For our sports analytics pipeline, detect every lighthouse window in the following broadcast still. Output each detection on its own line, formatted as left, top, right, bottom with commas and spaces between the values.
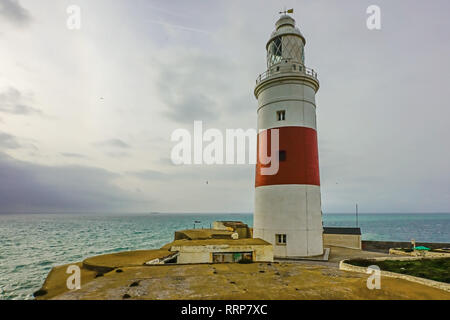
279, 150, 286, 161
268, 36, 283, 66
272, 36, 282, 56
276, 234, 287, 245
277, 110, 286, 121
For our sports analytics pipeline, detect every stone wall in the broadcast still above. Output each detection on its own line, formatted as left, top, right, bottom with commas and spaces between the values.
362, 241, 450, 253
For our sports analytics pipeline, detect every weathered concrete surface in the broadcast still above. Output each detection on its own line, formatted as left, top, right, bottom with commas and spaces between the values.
175, 229, 235, 240
83, 249, 175, 272
36, 249, 175, 299
37, 246, 450, 300
328, 246, 388, 264
36, 262, 98, 300
51, 262, 450, 300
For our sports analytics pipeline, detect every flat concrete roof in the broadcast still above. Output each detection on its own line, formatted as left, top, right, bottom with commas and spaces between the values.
323, 227, 361, 235
215, 221, 248, 226
165, 238, 271, 248
176, 229, 234, 240
48, 262, 450, 300
83, 249, 175, 272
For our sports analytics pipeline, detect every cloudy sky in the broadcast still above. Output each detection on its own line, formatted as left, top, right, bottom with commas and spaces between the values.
0, 0, 449, 214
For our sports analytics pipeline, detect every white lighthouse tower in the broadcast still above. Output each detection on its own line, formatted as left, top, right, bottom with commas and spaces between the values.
253, 13, 324, 257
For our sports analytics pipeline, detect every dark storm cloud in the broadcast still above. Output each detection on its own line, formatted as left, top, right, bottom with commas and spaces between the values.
0, 0, 31, 27
0, 152, 146, 213
0, 87, 41, 115
0, 131, 20, 149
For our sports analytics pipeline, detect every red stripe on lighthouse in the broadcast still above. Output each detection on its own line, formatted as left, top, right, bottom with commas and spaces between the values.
255, 126, 320, 187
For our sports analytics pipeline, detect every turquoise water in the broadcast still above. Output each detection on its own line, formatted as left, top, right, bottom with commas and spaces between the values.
0, 213, 449, 300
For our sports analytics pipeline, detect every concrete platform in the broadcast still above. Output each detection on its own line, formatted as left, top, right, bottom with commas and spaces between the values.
276, 248, 330, 262
82, 249, 175, 273
50, 262, 449, 300
36, 246, 450, 300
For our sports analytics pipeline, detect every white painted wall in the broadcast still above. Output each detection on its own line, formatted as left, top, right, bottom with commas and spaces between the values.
257, 82, 316, 112
171, 243, 274, 264
254, 185, 324, 257
258, 100, 317, 131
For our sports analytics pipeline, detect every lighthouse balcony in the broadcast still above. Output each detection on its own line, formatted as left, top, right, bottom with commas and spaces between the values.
256, 61, 318, 85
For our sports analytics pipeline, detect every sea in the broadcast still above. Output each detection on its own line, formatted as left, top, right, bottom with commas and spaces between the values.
0, 213, 449, 300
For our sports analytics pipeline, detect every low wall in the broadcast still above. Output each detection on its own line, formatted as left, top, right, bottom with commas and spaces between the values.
323, 234, 361, 250
339, 257, 450, 292
389, 248, 450, 258
362, 241, 450, 253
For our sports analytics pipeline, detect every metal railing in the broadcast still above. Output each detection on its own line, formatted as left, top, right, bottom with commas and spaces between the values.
256, 65, 318, 84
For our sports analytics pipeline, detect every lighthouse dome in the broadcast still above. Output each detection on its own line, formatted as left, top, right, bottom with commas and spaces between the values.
275, 14, 296, 29
266, 14, 306, 68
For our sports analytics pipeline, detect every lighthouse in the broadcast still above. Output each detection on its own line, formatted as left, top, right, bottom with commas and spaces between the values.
253, 13, 323, 257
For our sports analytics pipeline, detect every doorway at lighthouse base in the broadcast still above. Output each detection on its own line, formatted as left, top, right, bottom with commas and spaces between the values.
253, 184, 324, 257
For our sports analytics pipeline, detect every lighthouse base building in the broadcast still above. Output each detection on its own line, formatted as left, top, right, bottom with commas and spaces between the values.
253, 14, 324, 258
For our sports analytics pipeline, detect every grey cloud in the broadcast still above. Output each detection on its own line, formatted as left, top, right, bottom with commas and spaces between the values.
157, 54, 237, 124
105, 151, 130, 158
131, 164, 253, 182
60, 152, 88, 159
177, 165, 254, 182
0, 0, 31, 27
94, 139, 131, 149
128, 170, 170, 180
0, 131, 20, 149
93, 139, 131, 158
0, 152, 149, 213
0, 87, 41, 115
163, 94, 215, 123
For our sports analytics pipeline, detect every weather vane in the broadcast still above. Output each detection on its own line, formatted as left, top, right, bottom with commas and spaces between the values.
279, 8, 294, 15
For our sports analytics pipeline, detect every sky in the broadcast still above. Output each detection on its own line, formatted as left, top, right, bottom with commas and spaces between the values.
0, 0, 449, 214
